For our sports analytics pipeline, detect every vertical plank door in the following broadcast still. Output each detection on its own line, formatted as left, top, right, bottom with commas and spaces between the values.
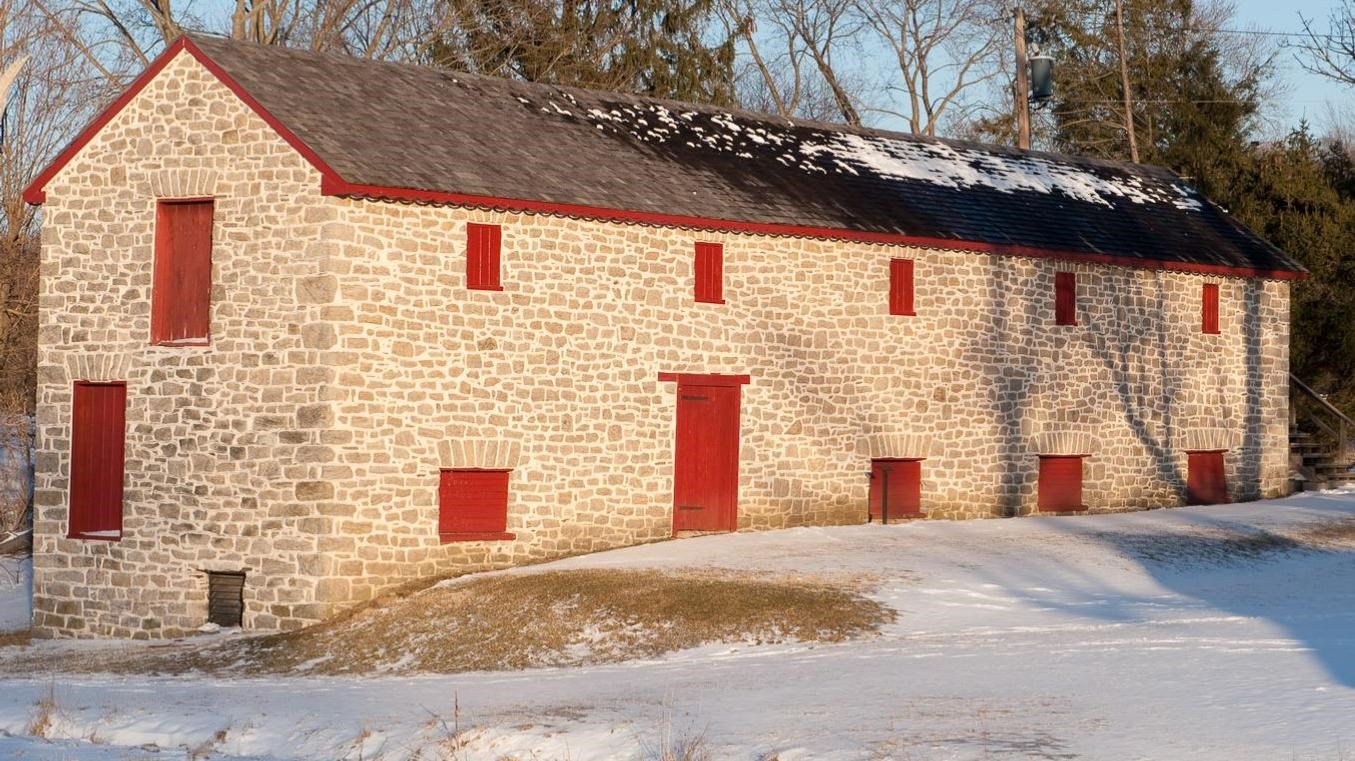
672, 383, 742, 532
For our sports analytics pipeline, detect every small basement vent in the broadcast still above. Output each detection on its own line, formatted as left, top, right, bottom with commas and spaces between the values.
206, 571, 245, 628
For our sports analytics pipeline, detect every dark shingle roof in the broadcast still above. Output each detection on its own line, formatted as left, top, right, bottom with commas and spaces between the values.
191, 36, 1301, 276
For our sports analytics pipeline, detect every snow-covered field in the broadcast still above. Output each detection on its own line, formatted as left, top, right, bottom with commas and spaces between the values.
2, 491, 1355, 760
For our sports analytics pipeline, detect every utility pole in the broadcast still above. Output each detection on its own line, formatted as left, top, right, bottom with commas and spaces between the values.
1013, 7, 1031, 150
1114, 0, 1139, 162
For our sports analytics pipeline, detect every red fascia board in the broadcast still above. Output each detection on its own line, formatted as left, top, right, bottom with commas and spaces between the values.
323, 178, 1308, 282
23, 36, 346, 206
658, 373, 752, 386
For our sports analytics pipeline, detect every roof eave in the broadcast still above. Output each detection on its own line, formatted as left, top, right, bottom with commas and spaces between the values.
323, 177, 1309, 281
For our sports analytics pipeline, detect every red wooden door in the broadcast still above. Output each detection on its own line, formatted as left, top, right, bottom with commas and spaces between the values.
1187, 451, 1228, 505
869, 459, 923, 520
1038, 455, 1085, 512
69, 381, 127, 538
672, 383, 741, 532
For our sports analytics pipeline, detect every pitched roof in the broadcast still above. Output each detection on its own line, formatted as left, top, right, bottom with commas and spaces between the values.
29, 35, 1305, 279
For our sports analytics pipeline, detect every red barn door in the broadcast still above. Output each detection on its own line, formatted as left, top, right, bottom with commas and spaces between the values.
670, 379, 743, 533
869, 459, 923, 520
1038, 455, 1086, 512
1186, 451, 1228, 505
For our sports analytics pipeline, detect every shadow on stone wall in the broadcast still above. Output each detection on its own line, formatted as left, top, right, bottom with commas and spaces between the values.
1084, 273, 1187, 501
1238, 279, 1265, 500
981, 259, 1039, 517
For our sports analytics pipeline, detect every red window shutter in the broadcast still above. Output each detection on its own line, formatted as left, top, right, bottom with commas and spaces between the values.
1038, 455, 1085, 512
889, 259, 915, 316
151, 199, 213, 345
694, 242, 724, 303
1187, 451, 1228, 504
869, 459, 923, 519
68, 382, 127, 539
1054, 272, 1077, 325
1202, 283, 1220, 334
466, 223, 503, 291
439, 469, 513, 540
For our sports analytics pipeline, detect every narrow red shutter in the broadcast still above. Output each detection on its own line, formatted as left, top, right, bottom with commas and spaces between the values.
1038, 456, 1085, 512
69, 382, 127, 539
1202, 283, 1220, 334
466, 223, 503, 290
1187, 451, 1228, 504
151, 199, 213, 344
889, 259, 915, 316
869, 459, 923, 519
1054, 272, 1077, 325
694, 242, 724, 303
439, 469, 512, 539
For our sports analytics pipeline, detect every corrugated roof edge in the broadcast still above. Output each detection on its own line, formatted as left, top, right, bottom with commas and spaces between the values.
25, 34, 1308, 281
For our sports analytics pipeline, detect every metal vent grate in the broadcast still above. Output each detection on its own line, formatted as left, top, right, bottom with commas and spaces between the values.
206, 571, 245, 628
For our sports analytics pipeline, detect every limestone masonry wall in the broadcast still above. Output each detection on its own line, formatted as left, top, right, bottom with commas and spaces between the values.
31, 51, 1291, 638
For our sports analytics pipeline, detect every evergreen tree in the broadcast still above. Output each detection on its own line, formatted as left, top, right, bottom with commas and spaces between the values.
1225, 126, 1355, 410
431, 0, 737, 105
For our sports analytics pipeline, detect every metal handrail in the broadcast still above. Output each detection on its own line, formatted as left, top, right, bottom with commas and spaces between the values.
1291, 373, 1354, 464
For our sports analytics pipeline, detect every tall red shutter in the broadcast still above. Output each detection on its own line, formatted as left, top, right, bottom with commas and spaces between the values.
889, 259, 915, 316
1054, 271, 1077, 325
1202, 283, 1220, 334
151, 199, 214, 345
439, 469, 513, 540
466, 223, 503, 290
1187, 451, 1228, 504
869, 459, 923, 519
694, 242, 724, 303
1038, 455, 1085, 512
68, 382, 127, 539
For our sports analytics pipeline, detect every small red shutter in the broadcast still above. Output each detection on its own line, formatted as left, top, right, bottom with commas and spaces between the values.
151, 199, 213, 345
869, 459, 923, 519
439, 469, 512, 540
466, 223, 503, 290
68, 382, 127, 539
889, 259, 915, 316
694, 242, 724, 303
1038, 455, 1085, 512
1187, 451, 1228, 504
1054, 272, 1077, 326
1202, 283, 1220, 334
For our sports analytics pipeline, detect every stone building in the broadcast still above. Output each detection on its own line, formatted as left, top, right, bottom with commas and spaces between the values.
23, 36, 1305, 638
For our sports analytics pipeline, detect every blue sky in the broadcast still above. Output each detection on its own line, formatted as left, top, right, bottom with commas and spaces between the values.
1233, 0, 1351, 135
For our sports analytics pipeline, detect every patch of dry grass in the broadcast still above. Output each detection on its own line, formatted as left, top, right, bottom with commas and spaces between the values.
177, 568, 892, 676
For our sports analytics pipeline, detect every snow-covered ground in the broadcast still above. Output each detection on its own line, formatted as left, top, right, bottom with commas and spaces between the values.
0, 553, 30, 633
2, 491, 1355, 760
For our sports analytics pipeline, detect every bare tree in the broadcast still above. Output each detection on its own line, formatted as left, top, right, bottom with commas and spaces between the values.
1298, 0, 1355, 87
1, 0, 122, 533
752, 0, 862, 125
722, 0, 853, 120
857, 0, 1002, 135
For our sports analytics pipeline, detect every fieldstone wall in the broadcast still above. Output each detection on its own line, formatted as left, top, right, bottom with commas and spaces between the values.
31, 52, 335, 638
31, 50, 1291, 638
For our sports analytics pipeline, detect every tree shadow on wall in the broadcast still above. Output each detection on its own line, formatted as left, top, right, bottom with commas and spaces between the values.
1083, 272, 1187, 500
980, 258, 1041, 517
